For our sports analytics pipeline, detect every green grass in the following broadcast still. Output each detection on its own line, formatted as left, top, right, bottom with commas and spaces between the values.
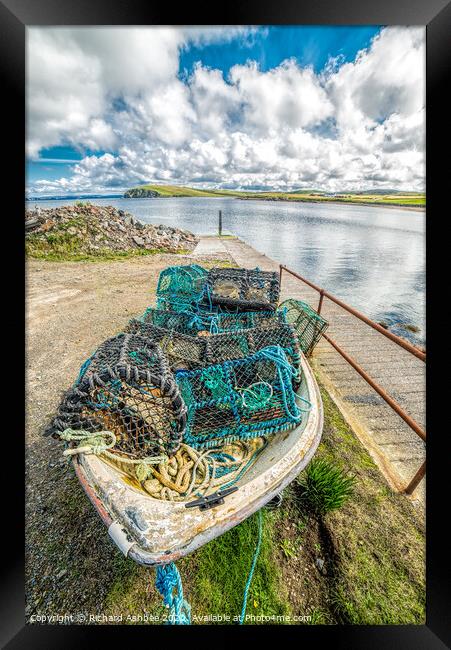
297, 457, 355, 515
185, 509, 291, 624
125, 183, 426, 207
26, 231, 190, 262
306, 383, 425, 624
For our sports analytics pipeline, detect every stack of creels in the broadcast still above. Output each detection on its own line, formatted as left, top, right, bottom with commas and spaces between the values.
278, 299, 329, 357
175, 345, 304, 449
45, 333, 187, 461
205, 267, 280, 311
126, 318, 302, 386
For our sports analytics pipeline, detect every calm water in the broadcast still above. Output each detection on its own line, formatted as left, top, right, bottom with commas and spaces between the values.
27, 197, 426, 343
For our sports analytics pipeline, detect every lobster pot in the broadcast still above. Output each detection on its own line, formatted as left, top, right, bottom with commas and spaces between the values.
278, 299, 328, 356
138, 305, 286, 336
175, 345, 302, 449
205, 323, 301, 387
156, 264, 208, 312
126, 320, 208, 370
127, 319, 301, 386
209, 309, 286, 333
205, 267, 280, 311
140, 306, 200, 335
47, 333, 187, 460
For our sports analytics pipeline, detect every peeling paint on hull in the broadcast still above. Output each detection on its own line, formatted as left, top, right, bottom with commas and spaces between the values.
74, 353, 323, 566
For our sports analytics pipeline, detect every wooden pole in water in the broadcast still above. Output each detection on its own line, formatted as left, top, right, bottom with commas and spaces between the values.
218, 210, 222, 237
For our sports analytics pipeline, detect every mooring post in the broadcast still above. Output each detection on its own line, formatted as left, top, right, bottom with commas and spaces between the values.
218, 210, 222, 237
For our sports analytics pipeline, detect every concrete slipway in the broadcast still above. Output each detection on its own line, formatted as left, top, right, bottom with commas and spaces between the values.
191, 235, 426, 509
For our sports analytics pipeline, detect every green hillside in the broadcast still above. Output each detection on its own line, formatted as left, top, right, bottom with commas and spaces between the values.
124, 184, 425, 207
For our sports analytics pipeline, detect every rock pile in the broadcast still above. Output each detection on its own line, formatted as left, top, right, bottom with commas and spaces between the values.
25, 204, 198, 255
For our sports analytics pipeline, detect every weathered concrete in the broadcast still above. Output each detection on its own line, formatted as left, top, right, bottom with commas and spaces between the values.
194, 236, 425, 509
191, 235, 229, 257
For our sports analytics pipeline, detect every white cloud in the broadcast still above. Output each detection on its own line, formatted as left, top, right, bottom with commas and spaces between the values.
26, 26, 425, 194
229, 59, 333, 133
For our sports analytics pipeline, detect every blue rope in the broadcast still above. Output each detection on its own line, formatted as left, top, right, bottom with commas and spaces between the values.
258, 346, 301, 422
155, 562, 191, 625
76, 354, 93, 384
239, 509, 263, 625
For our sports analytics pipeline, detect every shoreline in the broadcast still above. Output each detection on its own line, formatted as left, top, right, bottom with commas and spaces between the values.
235, 197, 425, 212
27, 195, 426, 213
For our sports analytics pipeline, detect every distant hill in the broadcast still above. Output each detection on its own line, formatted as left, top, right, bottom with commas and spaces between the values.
124, 184, 425, 208
124, 184, 242, 198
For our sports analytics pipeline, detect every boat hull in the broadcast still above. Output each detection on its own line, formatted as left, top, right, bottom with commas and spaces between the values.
73, 352, 323, 566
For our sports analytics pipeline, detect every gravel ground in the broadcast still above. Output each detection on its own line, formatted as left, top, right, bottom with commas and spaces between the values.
25, 252, 233, 622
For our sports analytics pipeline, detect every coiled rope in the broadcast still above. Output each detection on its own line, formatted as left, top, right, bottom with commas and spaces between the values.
58, 429, 168, 476
57, 429, 264, 501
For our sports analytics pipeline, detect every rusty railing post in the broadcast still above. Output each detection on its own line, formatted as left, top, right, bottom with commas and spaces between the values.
403, 461, 426, 495
317, 289, 325, 315
279, 264, 284, 289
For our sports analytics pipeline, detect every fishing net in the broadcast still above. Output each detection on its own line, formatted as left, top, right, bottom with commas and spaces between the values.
176, 345, 306, 449
156, 264, 208, 312
205, 267, 280, 311
126, 319, 302, 385
278, 298, 328, 356
46, 333, 187, 464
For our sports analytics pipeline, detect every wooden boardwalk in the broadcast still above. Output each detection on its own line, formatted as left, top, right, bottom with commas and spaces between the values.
192, 236, 426, 508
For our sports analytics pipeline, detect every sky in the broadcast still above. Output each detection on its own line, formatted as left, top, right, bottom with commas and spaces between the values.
26, 26, 425, 197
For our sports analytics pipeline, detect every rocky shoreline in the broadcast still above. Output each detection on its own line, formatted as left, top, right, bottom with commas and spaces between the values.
25, 204, 198, 257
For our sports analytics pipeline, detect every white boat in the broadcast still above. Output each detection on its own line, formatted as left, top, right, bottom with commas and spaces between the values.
72, 351, 323, 565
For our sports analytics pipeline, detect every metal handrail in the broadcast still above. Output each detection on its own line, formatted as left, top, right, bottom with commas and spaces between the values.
279, 264, 426, 362
279, 264, 426, 495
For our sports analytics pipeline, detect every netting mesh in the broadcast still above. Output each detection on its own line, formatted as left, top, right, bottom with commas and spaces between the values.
126, 319, 301, 385
156, 264, 208, 312
205, 267, 280, 311
139, 306, 286, 336
48, 333, 187, 459
140, 306, 198, 334
278, 299, 328, 356
46, 263, 318, 500
126, 320, 208, 370
176, 345, 302, 449
208, 310, 286, 333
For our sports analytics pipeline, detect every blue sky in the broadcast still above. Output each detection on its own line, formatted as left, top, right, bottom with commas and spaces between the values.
26, 26, 425, 195
179, 26, 382, 77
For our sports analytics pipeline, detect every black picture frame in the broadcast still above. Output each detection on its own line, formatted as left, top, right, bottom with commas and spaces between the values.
2, 0, 450, 646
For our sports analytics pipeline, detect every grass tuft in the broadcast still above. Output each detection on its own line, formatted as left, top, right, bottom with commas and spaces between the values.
296, 457, 355, 515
